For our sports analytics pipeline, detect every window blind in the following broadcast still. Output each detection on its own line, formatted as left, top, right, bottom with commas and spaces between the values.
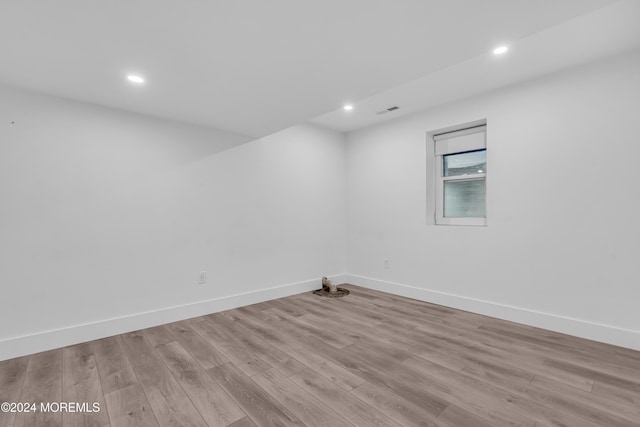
434, 125, 486, 156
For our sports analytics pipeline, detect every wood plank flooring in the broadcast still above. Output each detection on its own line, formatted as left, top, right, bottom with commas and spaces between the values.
1, 284, 638, 427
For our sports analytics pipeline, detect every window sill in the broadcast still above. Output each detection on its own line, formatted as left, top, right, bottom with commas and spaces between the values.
435, 217, 487, 226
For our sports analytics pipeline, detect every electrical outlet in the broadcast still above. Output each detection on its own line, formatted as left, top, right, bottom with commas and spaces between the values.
198, 271, 207, 284
384, 259, 390, 269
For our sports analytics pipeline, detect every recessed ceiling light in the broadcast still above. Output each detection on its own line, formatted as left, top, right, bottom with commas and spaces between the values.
493, 46, 508, 55
127, 75, 145, 83
343, 104, 354, 111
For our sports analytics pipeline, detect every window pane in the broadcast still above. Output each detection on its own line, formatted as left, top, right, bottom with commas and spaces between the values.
443, 150, 486, 177
444, 179, 486, 217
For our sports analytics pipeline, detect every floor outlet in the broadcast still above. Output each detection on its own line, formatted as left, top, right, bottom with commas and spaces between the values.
199, 271, 207, 284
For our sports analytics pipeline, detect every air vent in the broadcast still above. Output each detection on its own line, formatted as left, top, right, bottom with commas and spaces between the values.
376, 105, 400, 115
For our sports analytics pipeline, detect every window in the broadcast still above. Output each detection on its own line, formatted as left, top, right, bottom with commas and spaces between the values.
433, 124, 487, 226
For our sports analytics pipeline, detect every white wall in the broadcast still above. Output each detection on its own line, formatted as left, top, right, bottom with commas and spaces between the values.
0, 85, 346, 360
345, 49, 640, 350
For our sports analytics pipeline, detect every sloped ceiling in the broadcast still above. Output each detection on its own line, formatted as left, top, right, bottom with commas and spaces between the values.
0, 0, 635, 138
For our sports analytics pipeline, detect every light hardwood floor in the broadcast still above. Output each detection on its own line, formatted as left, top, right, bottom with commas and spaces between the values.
1, 284, 639, 426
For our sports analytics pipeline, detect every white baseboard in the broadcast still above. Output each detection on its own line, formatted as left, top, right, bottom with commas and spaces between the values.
346, 274, 640, 351
0, 274, 346, 361
4, 272, 636, 361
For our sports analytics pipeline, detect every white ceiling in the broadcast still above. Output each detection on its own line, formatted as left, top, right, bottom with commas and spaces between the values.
0, 0, 636, 139
312, 0, 640, 132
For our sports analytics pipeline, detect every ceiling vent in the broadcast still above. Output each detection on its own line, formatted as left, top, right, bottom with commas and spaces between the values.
376, 105, 400, 115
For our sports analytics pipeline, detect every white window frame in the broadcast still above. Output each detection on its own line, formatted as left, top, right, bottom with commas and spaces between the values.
432, 123, 487, 226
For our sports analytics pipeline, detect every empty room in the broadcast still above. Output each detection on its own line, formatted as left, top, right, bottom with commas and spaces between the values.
1, 1, 639, 426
